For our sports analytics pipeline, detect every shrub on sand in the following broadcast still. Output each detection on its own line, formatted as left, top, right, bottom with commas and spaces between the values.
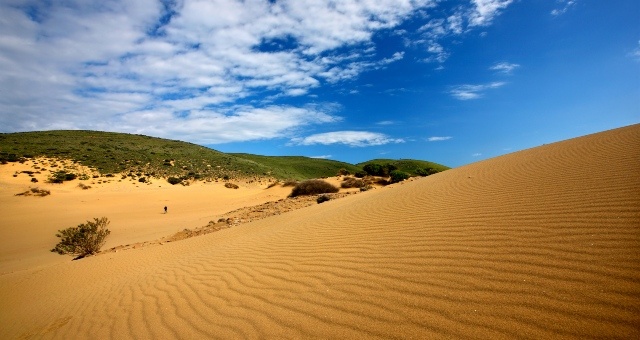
389, 170, 410, 183
224, 182, 239, 189
317, 195, 331, 204
51, 217, 111, 258
341, 177, 365, 188
167, 177, 182, 185
289, 179, 339, 197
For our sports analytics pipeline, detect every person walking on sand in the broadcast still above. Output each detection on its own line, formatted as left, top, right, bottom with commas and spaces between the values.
164, 206, 168, 214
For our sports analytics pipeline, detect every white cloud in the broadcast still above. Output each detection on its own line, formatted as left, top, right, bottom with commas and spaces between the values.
490, 62, 520, 74
450, 82, 506, 100
428, 136, 452, 141
472, 153, 482, 157
310, 155, 332, 159
551, 0, 578, 16
292, 131, 404, 147
0, 0, 516, 145
469, 0, 513, 27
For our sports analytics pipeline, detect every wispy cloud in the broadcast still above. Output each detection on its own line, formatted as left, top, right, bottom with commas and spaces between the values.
551, 0, 578, 16
472, 153, 482, 157
292, 131, 404, 147
376, 120, 396, 126
416, 0, 514, 64
428, 136, 452, 142
310, 155, 332, 159
450, 82, 506, 100
490, 62, 520, 74
630, 40, 640, 62
469, 0, 514, 27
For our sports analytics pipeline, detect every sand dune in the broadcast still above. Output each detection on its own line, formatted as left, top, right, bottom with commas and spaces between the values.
1, 124, 639, 339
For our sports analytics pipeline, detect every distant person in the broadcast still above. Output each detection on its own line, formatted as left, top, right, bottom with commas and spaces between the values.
164, 206, 167, 214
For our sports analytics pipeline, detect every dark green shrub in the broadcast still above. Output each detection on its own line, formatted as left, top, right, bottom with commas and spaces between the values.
49, 171, 76, 183
354, 171, 367, 178
167, 177, 181, 185
363, 163, 398, 177
389, 170, 410, 183
51, 217, 111, 258
416, 167, 439, 176
363, 163, 383, 176
289, 179, 339, 197
138, 177, 146, 183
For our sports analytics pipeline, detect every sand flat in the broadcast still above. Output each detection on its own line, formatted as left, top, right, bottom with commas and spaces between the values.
1, 124, 639, 339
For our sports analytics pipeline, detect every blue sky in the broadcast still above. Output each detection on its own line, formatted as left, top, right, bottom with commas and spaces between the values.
1, 0, 638, 167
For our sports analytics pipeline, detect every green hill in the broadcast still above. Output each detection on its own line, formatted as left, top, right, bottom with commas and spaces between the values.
357, 159, 450, 176
0, 130, 448, 181
230, 154, 361, 180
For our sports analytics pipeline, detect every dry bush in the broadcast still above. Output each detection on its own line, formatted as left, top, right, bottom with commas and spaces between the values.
78, 183, 92, 190
15, 187, 51, 197
51, 217, 111, 258
281, 180, 299, 187
289, 179, 339, 197
225, 182, 239, 189
266, 181, 280, 189
341, 177, 365, 188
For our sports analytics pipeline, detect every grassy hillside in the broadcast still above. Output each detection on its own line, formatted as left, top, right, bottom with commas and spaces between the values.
0, 130, 448, 181
0, 130, 269, 180
357, 159, 450, 176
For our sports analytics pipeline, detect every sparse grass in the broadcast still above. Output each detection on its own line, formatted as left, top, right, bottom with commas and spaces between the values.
78, 183, 92, 190
281, 179, 299, 187
341, 177, 366, 188
15, 187, 51, 197
289, 179, 339, 197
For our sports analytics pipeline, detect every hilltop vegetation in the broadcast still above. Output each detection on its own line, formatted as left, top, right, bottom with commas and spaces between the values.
0, 130, 449, 181
357, 159, 449, 176
230, 154, 361, 180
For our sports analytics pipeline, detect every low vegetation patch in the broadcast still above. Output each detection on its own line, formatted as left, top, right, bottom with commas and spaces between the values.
48, 170, 77, 183
281, 179, 299, 187
317, 195, 331, 204
341, 177, 366, 188
15, 187, 51, 197
78, 183, 92, 190
224, 182, 239, 189
389, 170, 410, 183
289, 179, 339, 197
51, 217, 111, 258
167, 177, 182, 185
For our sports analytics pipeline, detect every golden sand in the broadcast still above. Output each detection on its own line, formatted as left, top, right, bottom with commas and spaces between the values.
1, 124, 639, 338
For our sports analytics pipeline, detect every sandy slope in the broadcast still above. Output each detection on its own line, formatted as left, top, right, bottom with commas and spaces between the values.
0, 161, 297, 274
1, 124, 639, 339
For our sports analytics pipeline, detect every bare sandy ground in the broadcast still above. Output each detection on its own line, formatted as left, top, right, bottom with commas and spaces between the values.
1, 124, 639, 339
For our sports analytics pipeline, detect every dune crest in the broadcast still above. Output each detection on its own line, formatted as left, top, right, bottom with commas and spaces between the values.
1, 124, 639, 338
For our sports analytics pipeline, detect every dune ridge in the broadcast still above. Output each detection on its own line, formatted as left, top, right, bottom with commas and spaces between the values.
1, 124, 639, 339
